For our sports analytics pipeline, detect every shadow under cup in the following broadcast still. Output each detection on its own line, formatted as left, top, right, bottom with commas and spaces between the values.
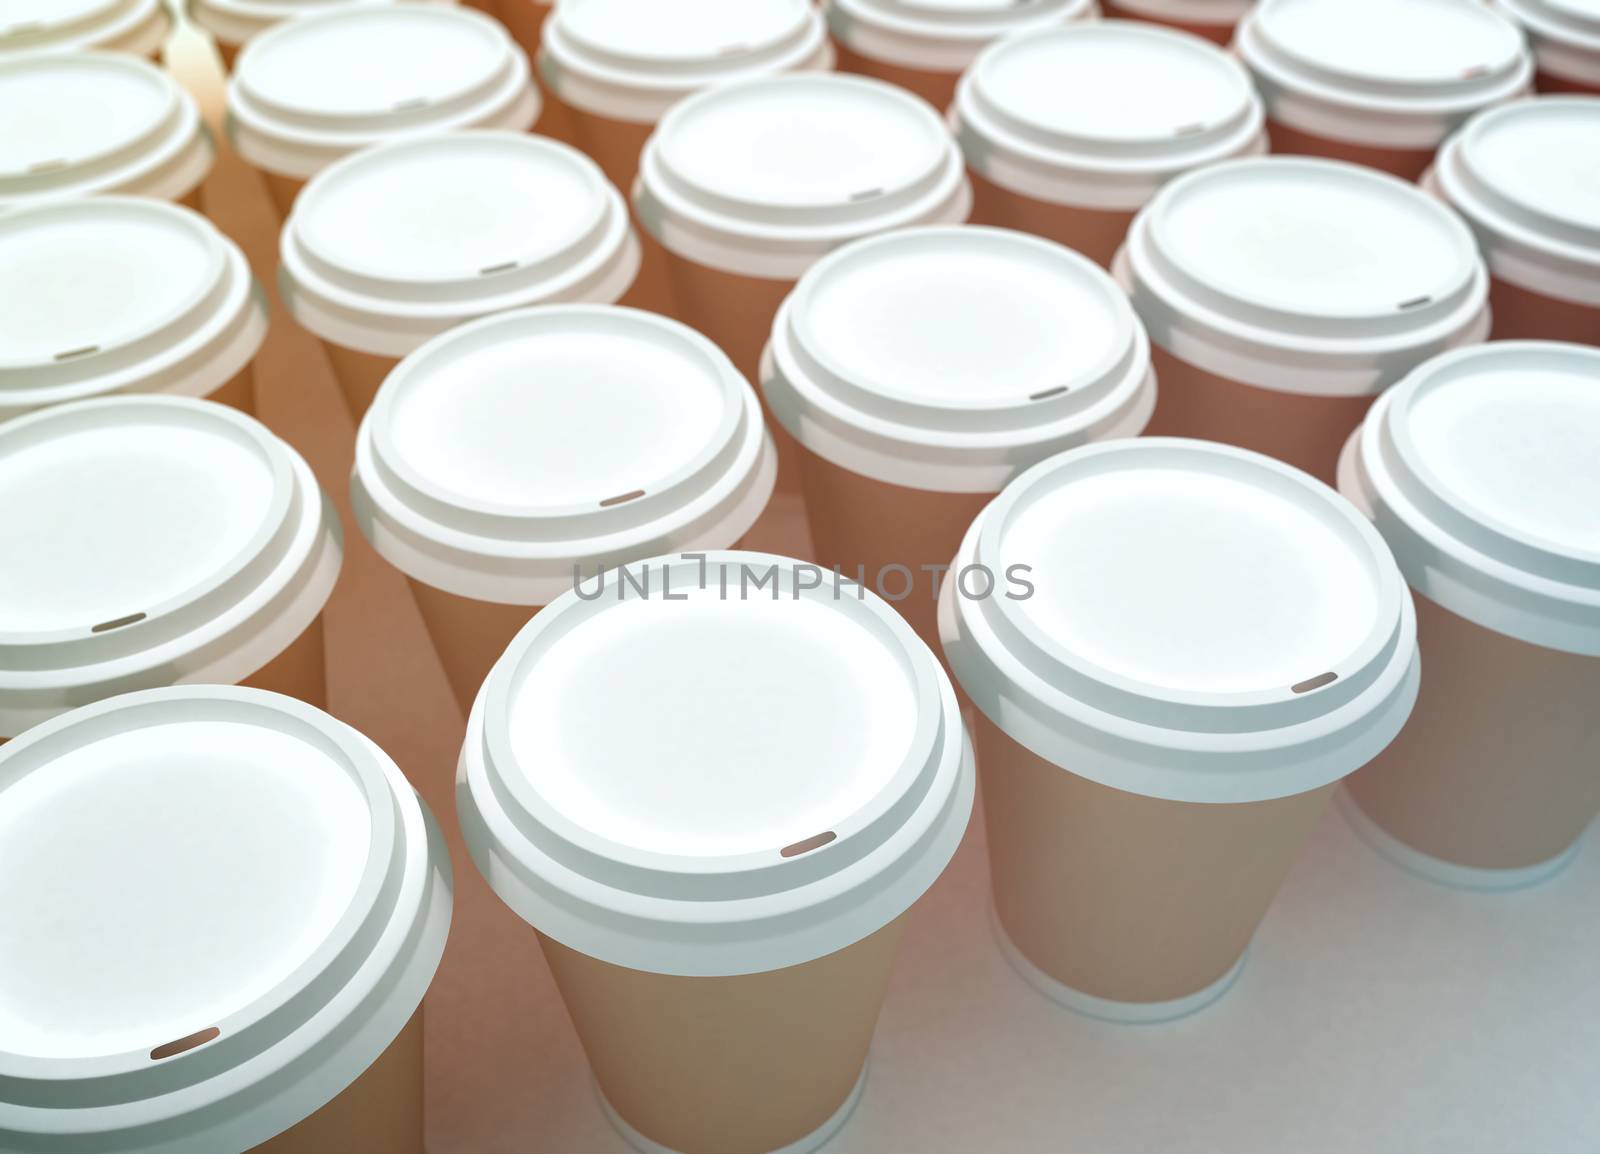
456, 552, 975, 1154
941, 439, 1420, 1021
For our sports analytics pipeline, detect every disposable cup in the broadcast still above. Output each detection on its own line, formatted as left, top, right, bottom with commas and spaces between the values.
192, 0, 459, 70
1495, 0, 1600, 93
0, 685, 451, 1153
0, 53, 212, 214
1425, 97, 1600, 343
351, 306, 777, 714
636, 72, 971, 504
824, 0, 1094, 111
1099, 0, 1249, 43
280, 131, 642, 419
761, 225, 1155, 653
458, 550, 974, 1154
0, 0, 171, 59
0, 395, 343, 739
0, 198, 267, 422
1114, 156, 1490, 485
953, 21, 1266, 267
226, 3, 538, 216
941, 438, 1419, 1020
1237, 0, 1533, 180
1338, 341, 1600, 889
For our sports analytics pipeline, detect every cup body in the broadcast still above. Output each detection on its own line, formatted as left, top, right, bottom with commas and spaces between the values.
541, 918, 905, 1154
238, 614, 328, 712
1344, 594, 1600, 887
830, 38, 962, 110
406, 579, 539, 716
967, 169, 1136, 269
1488, 274, 1600, 342
978, 713, 1336, 1013
322, 344, 400, 422
263, 170, 304, 219
1263, 118, 1441, 182
1100, 1, 1238, 43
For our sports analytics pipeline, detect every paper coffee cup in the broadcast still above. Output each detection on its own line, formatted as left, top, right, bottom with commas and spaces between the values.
226, 3, 539, 216
280, 130, 641, 418
942, 438, 1419, 1021
1114, 156, 1490, 485
761, 225, 1155, 654
351, 306, 777, 714
0, 685, 451, 1153
1237, 0, 1533, 180
192, 0, 461, 69
636, 72, 971, 504
541, 0, 833, 194
0, 198, 267, 422
0, 0, 171, 59
1098, 0, 1250, 44
953, 21, 1266, 268
458, 550, 974, 1154
0, 53, 212, 213
1495, 0, 1600, 93
1425, 97, 1600, 344
1337, 341, 1600, 890
824, 0, 1094, 111
0, 395, 342, 739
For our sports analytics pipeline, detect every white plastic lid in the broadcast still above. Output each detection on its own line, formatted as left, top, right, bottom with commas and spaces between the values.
0, 53, 211, 212
941, 438, 1419, 804
226, 4, 539, 181
280, 131, 639, 358
825, 0, 1094, 73
1115, 157, 1490, 397
0, 0, 170, 57
762, 226, 1155, 492
953, 21, 1267, 211
636, 73, 972, 279
192, 0, 453, 51
0, 686, 451, 1153
457, 550, 974, 975
352, 306, 776, 605
1431, 97, 1600, 308
0, 198, 267, 423
1238, 0, 1533, 149
540, 0, 833, 124
1497, 0, 1600, 86
1340, 341, 1600, 656
0, 397, 342, 737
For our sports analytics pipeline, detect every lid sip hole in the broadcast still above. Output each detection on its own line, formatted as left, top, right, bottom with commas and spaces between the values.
599, 489, 645, 508
780, 831, 837, 858
1028, 386, 1069, 402
1173, 122, 1208, 137
28, 158, 69, 174
1397, 296, 1433, 311
392, 97, 430, 112
53, 345, 100, 362
478, 260, 518, 276
1291, 671, 1339, 695
150, 1026, 220, 1061
90, 612, 146, 634
848, 188, 885, 203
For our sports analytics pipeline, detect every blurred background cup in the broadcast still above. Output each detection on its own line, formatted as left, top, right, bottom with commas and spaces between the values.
190, 0, 458, 70
279, 131, 640, 419
635, 72, 971, 511
0, 53, 212, 214
1338, 341, 1600, 890
952, 21, 1266, 268
1098, 0, 1250, 44
1115, 156, 1491, 486
1495, 0, 1600, 94
541, 0, 834, 195
1425, 97, 1600, 344
942, 438, 1419, 1022
1237, 0, 1533, 180
0, 686, 451, 1153
225, 3, 538, 217
0, 396, 341, 741
761, 225, 1155, 653
0, 0, 170, 60
0, 198, 266, 421
457, 550, 974, 1154
350, 306, 777, 715
824, 0, 1094, 112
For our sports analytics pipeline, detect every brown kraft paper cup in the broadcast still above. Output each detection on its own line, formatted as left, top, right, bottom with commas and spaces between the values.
1264, 118, 1440, 183
831, 39, 963, 111
238, 614, 329, 712
967, 167, 1135, 270
978, 715, 1336, 1006
406, 580, 542, 717
1488, 274, 1600, 343
1100, 2, 1237, 44
1344, 593, 1600, 878
539, 917, 906, 1154
940, 439, 1420, 1021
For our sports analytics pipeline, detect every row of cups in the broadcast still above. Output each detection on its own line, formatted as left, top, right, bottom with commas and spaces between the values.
2, 321, 1597, 1152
